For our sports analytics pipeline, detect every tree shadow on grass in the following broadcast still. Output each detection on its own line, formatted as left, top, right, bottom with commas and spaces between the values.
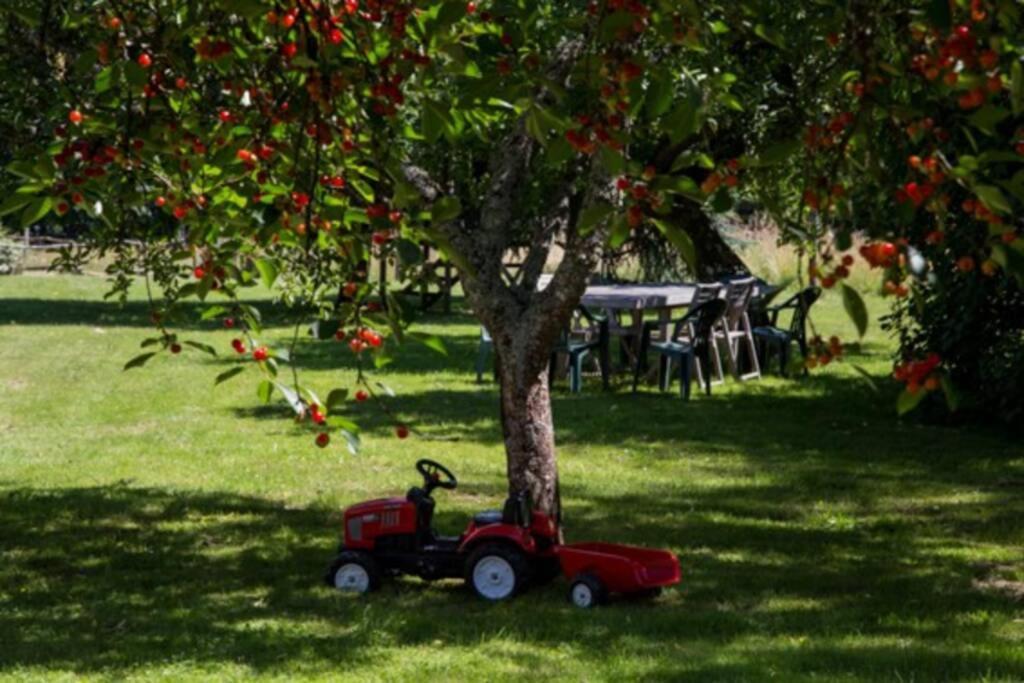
2, 482, 1021, 680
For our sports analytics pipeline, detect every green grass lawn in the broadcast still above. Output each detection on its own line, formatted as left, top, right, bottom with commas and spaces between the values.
1, 274, 1022, 682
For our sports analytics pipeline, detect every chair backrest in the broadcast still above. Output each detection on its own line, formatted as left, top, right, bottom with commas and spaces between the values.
722, 277, 756, 327
788, 286, 822, 338
673, 299, 727, 346
689, 283, 724, 311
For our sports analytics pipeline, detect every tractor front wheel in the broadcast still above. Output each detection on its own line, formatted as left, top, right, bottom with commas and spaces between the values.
327, 551, 380, 594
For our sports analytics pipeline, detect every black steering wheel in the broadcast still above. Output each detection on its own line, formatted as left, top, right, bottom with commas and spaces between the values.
416, 459, 457, 495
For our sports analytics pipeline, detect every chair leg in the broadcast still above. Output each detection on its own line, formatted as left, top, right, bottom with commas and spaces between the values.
711, 337, 726, 384
570, 350, 587, 393
599, 339, 610, 391
780, 342, 791, 377
680, 352, 692, 401
475, 340, 491, 383
699, 347, 713, 395
659, 355, 671, 392
631, 346, 644, 393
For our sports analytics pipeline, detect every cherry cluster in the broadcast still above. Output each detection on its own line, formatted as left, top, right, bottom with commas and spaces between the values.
804, 335, 844, 369
893, 353, 943, 395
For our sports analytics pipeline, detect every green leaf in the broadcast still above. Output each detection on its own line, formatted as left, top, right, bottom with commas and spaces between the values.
124, 352, 157, 371
841, 284, 869, 338
254, 258, 279, 288
184, 341, 217, 357
664, 101, 700, 145
851, 365, 881, 393
754, 23, 785, 48
1011, 61, 1023, 117
897, 388, 926, 416
431, 196, 461, 224
577, 202, 615, 234
340, 429, 361, 455
975, 185, 1012, 214
409, 332, 447, 356
200, 305, 228, 321
757, 140, 801, 166
20, 197, 52, 228
327, 415, 360, 433
967, 105, 1009, 136
257, 380, 274, 404
0, 192, 36, 217
991, 243, 1024, 286
215, 366, 246, 385
645, 69, 674, 120
325, 388, 349, 411
608, 213, 630, 249
422, 101, 446, 143
651, 218, 697, 272
274, 382, 303, 413
940, 375, 960, 412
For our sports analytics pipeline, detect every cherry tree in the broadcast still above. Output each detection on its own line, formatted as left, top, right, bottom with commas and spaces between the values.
2, 0, 1022, 520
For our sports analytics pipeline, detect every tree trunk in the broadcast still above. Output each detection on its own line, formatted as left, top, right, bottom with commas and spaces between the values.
674, 202, 751, 279
498, 359, 561, 524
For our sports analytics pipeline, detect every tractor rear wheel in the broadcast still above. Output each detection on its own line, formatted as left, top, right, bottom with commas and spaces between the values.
465, 543, 529, 601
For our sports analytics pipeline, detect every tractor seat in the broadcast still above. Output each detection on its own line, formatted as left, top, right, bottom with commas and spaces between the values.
473, 510, 503, 526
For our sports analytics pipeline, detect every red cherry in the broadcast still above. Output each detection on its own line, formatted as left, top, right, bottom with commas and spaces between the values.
349, 338, 366, 354
467, 2, 477, 13
316, 432, 330, 448
281, 13, 296, 28
68, 109, 83, 125
253, 347, 269, 362
193, 266, 206, 279
281, 42, 298, 58
231, 338, 245, 354
108, 16, 122, 30
329, 28, 343, 44
224, 318, 235, 329
218, 110, 232, 123
334, 329, 347, 341
137, 53, 152, 68
395, 425, 410, 439
355, 390, 369, 402
310, 405, 326, 425
170, 343, 182, 354
175, 77, 188, 90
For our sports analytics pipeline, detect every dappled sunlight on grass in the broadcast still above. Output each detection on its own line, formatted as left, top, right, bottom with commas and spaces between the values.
1, 275, 1022, 680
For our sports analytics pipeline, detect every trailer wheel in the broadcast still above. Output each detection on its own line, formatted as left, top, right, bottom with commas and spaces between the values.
326, 551, 380, 594
568, 573, 607, 608
466, 543, 529, 601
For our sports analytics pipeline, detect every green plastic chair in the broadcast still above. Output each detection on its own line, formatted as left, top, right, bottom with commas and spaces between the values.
550, 306, 610, 393
752, 287, 822, 376
632, 299, 728, 400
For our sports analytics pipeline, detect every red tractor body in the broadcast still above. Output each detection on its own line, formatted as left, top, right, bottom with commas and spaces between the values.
326, 459, 678, 607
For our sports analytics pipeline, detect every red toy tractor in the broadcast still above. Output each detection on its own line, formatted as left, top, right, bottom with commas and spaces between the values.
325, 459, 680, 607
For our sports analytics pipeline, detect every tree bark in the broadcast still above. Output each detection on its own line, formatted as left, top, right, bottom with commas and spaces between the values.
674, 201, 751, 280
498, 360, 560, 522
